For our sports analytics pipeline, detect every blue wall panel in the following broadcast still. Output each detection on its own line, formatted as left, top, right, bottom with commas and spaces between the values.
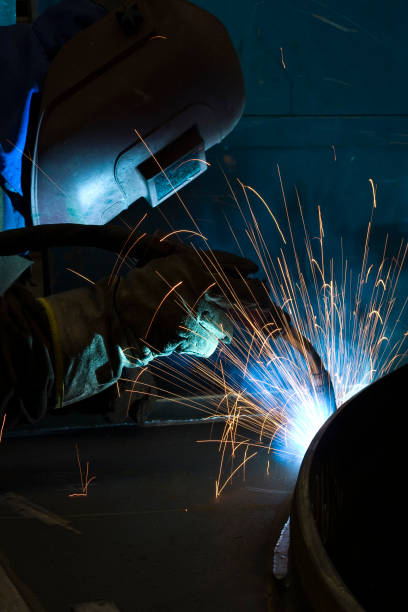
193, 0, 408, 115
173, 1, 408, 265
0, 0, 15, 25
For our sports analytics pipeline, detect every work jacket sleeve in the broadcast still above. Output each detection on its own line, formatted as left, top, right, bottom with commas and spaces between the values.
0, 283, 56, 428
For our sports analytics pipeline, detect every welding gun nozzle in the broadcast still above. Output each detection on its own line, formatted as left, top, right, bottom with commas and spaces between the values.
283, 327, 337, 412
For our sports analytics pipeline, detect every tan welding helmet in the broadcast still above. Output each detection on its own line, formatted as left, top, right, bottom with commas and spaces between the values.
30, 0, 245, 225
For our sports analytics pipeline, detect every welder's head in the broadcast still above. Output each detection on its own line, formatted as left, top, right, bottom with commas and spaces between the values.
30, 0, 245, 226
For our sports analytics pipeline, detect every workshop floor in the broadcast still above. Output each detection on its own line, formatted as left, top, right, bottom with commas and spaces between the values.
0, 420, 298, 612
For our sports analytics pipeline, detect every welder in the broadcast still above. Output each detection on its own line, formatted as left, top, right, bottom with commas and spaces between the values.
0, 0, 294, 430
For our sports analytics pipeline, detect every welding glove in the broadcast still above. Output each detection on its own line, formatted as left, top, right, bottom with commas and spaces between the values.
40, 249, 273, 408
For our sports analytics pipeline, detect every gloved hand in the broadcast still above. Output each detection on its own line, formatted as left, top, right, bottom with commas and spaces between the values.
113, 248, 271, 364
42, 247, 275, 407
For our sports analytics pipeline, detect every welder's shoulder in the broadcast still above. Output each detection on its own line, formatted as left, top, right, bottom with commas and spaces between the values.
0, 255, 32, 296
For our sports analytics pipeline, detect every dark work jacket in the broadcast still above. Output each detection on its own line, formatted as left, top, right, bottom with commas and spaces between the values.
0, 282, 55, 427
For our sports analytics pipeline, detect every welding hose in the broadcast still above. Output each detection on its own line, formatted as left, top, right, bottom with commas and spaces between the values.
282, 327, 336, 411
0, 224, 171, 260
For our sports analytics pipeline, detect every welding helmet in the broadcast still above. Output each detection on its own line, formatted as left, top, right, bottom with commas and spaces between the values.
29, 0, 245, 226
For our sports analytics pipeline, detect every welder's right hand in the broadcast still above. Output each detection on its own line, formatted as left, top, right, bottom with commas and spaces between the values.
40, 247, 290, 408
114, 248, 284, 364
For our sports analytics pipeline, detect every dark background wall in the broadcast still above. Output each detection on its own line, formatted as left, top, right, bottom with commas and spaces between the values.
39, 0, 408, 295
185, 0, 408, 265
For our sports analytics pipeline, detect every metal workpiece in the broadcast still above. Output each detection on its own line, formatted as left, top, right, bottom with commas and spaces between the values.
279, 364, 406, 612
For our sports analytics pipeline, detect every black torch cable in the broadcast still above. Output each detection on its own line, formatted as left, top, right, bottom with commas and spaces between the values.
0, 224, 180, 264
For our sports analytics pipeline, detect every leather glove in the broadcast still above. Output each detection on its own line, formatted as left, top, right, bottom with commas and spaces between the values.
42, 247, 274, 407
113, 249, 271, 365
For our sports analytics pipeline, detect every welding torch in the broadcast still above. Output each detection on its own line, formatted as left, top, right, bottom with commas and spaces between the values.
281, 327, 336, 412
236, 302, 336, 413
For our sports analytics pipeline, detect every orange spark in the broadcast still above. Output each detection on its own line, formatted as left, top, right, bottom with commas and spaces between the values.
368, 310, 383, 324
280, 47, 286, 69
239, 181, 286, 244
368, 178, 377, 208
331, 144, 337, 161
126, 366, 148, 417
175, 159, 211, 170
109, 232, 147, 284
66, 268, 95, 285
318, 205, 325, 238
159, 230, 208, 242
6, 139, 68, 197
109, 213, 147, 286
190, 282, 216, 313
68, 443, 95, 498
94, 174, 408, 496
365, 264, 374, 282
144, 280, 183, 339
0, 413, 6, 444
215, 451, 257, 498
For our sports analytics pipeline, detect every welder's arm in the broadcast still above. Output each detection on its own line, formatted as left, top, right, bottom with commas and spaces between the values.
41, 250, 275, 408
0, 283, 56, 427
0, 250, 288, 427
